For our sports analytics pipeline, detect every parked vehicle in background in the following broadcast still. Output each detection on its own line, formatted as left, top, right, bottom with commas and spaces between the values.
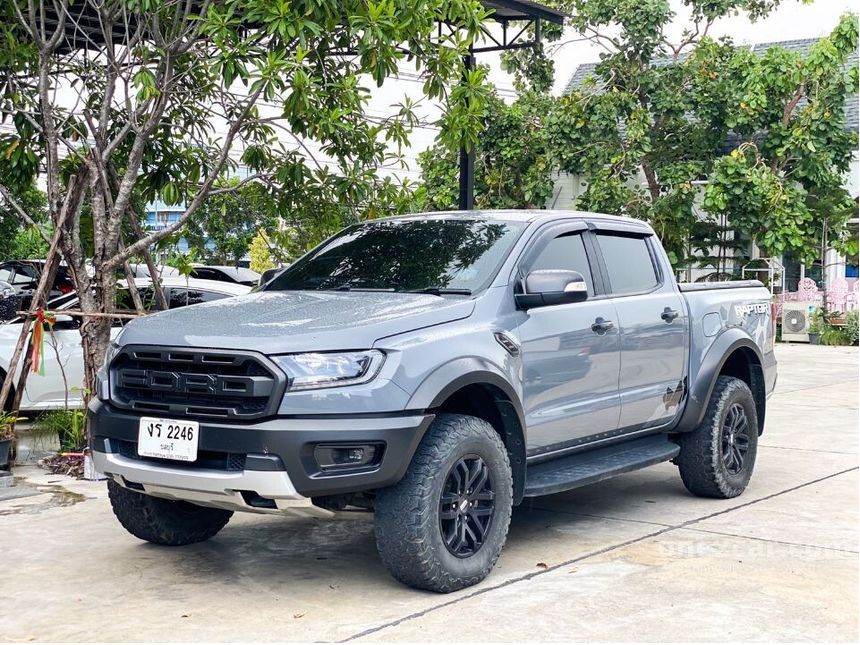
0, 281, 16, 322
90, 210, 776, 593
125, 263, 180, 279
0, 277, 250, 411
259, 265, 290, 287
0, 260, 75, 309
190, 265, 260, 286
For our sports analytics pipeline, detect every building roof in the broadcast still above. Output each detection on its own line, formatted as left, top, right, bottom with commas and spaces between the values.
49, 0, 566, 52
563, 37, 859, 134
482, 0, 567, 25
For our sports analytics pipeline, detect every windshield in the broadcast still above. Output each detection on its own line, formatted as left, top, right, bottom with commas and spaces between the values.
264, 218, 526, 294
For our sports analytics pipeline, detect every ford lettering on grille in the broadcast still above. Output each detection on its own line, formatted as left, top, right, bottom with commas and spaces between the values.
110, 346, 284, 420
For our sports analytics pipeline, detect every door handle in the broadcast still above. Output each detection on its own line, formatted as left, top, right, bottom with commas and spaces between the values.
591, 317, 614, 334
661, 307, 679, 323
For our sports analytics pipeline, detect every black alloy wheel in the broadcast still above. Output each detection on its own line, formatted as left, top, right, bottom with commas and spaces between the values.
720, 402, 751, 475
439, 455, 495, 558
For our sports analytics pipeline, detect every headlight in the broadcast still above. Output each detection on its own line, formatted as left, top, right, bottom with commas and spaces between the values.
96, 341, 121, 401
103, 340, 121, 369
272, 350, 385, 390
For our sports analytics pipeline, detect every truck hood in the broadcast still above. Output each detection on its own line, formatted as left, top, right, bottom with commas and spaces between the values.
117, 290, 475, 353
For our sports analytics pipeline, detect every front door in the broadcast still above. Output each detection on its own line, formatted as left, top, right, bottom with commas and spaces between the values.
513, 225, 621, 457
19, 318, 86, 407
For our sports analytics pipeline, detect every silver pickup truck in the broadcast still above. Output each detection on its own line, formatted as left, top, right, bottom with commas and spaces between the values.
89, 210, 777, 592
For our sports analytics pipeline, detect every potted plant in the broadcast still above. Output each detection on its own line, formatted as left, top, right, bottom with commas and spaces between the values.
0, 411, 25, 470
808, 307, 825, 345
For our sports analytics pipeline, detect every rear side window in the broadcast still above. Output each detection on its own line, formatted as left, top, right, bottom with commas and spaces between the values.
596, 234, 659, 294
529, 233, 595, 296
191, 268, 226, 282
168, 288, 229, 308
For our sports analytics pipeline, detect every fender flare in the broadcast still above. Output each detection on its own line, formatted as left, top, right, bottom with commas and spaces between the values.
407, 358, 527, 503
676, 330, 765, 433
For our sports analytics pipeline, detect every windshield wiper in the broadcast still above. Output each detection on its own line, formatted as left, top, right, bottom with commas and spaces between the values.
405, 287, 472, 296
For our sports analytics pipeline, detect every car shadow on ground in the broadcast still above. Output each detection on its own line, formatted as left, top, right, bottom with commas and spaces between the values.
119, 468, 693, 598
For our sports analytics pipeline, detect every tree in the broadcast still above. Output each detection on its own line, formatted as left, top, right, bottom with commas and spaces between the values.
418, 90, 555, 210
183, 181, 279, 265
0, 0, 491, 412
418, 0, 858, 273
0, 184, 48, 261
265, 165, 424, 261
703, 15, 859, 264
248, 231, 275, 273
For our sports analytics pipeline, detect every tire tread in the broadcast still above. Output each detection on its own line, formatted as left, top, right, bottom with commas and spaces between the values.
108, 480, 232, 546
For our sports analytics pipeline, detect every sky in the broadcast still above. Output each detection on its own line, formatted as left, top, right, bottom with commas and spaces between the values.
372, 0, 857, 182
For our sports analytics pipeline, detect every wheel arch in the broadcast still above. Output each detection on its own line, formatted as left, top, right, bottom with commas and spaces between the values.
408, 361, 527, 504
677, 333, 766, 435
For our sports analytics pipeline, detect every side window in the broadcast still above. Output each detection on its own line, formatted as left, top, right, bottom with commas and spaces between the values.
529, 233, 595, 296
11, 265, 37, 285
114, 288, 159, 326
596, 234, 659, 294
191, 268, 229, 283
168, 288, 229, 309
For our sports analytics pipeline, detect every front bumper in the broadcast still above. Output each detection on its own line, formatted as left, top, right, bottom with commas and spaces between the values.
89, 400, 433, 510
93, 451, 334, 516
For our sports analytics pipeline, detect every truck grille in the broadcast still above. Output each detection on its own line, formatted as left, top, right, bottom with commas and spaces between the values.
110, 346, 285, 420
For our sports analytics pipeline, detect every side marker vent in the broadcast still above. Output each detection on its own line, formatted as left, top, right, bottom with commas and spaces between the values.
493, 331, 520, 357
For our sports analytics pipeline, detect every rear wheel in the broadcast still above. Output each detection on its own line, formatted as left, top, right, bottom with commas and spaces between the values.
676, 376, 759, 499
374, 414, 513, 593
107, 480, 232, 546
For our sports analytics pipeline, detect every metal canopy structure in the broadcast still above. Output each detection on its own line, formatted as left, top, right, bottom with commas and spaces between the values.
44, 0, 567, 211
459, 0, 566, 209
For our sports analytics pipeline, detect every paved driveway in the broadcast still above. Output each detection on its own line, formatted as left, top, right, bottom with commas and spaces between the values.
1, 343, 857, 642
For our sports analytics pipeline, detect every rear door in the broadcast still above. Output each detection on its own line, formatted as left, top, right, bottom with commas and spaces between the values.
513, 222, 621, 457
592, 228, 688, 430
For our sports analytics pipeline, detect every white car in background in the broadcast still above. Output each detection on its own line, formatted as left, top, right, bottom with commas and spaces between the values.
0, 277, 251, 410
190, 265, 260, 286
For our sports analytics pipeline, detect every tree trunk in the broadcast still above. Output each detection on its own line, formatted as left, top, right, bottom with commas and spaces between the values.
126, 209, 168, 311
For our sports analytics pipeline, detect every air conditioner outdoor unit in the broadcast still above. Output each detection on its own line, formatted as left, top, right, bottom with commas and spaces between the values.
782, 302, 815, 342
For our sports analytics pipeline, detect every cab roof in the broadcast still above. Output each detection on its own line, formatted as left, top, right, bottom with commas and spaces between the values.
384, 209, 654, 231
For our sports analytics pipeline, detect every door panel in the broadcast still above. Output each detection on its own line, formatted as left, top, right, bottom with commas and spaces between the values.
594, 233, 688, 429
613, 291, 688, 427
20, 327, 86, 407
513, 227, 621, 455
517, 300, 621, 454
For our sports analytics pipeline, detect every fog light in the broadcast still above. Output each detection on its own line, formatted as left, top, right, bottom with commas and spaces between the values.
314, 444, 382, 471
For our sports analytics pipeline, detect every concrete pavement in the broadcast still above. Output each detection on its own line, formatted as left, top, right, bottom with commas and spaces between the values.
1, 343, 857, 642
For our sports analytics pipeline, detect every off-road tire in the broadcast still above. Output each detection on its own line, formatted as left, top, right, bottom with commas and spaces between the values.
107, 480, 232, 546
374, 413, 513, 593
676, 376, 759, 499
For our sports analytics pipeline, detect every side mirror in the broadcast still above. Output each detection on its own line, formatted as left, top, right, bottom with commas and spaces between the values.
515, 270, 588, 310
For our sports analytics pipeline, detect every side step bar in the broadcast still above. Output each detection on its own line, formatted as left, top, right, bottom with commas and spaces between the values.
523, 435, 680, 498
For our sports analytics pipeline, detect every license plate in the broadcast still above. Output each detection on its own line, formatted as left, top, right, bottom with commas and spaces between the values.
137, 417, 199, 462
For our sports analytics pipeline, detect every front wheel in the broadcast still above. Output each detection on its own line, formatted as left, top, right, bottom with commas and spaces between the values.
374, 414, 513, 593
676, 376, 759, 499
108, 480, 233, 546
